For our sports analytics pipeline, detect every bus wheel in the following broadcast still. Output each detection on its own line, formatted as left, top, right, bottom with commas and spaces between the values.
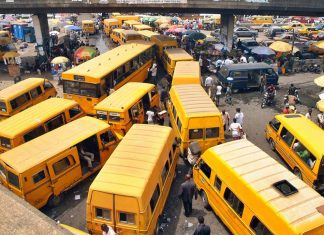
269, 138, 275, 151
201, 191, 210, 210
48, 194, 62, 208
293, 168, 302, 180
154, 216, 161, 235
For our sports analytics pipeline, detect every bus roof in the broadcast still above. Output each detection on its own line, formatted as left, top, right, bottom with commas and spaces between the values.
170, 84, 220, 117
121, 30, 140, 36
82, 20, 94, 24
134, 24, 152, 30
90, 124, 173, 200
164, 48, 193, 61
0, 117, 109, 173
224, 62, 272, 71
173, 61, 200, 79
151, 35, 176, 42
275, 114, 324, 158
124, 20, 141, 25
104, 19, 118, 23
62, 41, 154, 81
204, 139, 324, 233
138, 30, 159, 38
95, 83, 155, 112
0, 98, 78, 139
112, 28, 124, 33
0, 78, 47, 101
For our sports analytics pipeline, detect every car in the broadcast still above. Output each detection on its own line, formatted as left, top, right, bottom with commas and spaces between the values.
297, 27, 319, 36
267, 26, 285, 38
234, 27, 258, 37
281, 22, 305, 31
312, 32, 324, 41
251, 23, 272, 32
239, 39, 259, 54
260, 39, 274, 47
273, 33, 295, 42
315, 23, 324, 30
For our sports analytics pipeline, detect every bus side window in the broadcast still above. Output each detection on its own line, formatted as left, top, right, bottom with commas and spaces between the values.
52, 156, 75, 175
250, 216, 273, 235
10, 93, 31, 110
100, 131, 116, 145
198, 160, 211, 179
32, 170, 46, 184
214, 175, 222, 191
150, 184, 160, 213
45, 114, 65, 131
23, 125, 46, 142
269, 118, 281, 131
224, 188, 244, 217
292, 140, 316, 169
279, 127, 294, 147
30, 86, 43, 99
69, 105, 82, 119
44, 81, 54, 90
161, 160, 170, 184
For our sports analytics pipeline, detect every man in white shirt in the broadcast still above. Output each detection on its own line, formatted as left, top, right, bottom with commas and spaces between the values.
317, 111, 324, 129
229, 118, 243, 140
234, 108, 244, 127
224, 56, 234, 66
150, 62, 158, 85
215, 57, 224, 72
204, 75, 213, 97
240, 55, 247, 63
305, 108, 312, 120
215, 83, 222, 106
146, 109, 155, 124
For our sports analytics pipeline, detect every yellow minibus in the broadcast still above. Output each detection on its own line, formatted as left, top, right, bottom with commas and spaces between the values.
0, 98, 85, 153
193, 139, 324, 234
62, 41, 155, 115
123, 20, 141, 30
133, 24, 153, 31
167, 84, 224, 158
82, 20, 96, 35
120, 30, 142, 44
0, 116, 121, 209
138, 30, 159, 41
172, 61, 201, 86
112, 15, 140, 28
103, 19, 119, 37
265, 114, 324, 194
151, 35, 178, 59
86, 124, 179, 235
95, 82, 160, 135
110, 28, 124, 44
0, 78, 57, 120
251, 15, 273, 24
162, 48, 193, 75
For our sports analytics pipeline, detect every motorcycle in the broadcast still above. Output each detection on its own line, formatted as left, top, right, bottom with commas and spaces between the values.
284, 88, 300, 105
308, 63, 322, 74
261, 91, 276, 108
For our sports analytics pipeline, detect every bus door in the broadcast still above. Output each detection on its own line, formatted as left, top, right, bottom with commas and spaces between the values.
46, 148, 81, 195
130, 101, 144, 124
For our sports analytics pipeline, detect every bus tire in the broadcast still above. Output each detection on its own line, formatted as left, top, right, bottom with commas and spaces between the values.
269, 138, 275, 151
154, 216, 161, 235
293, 168, 302, 180
201, 191, 210, 210
48, 194, 62, 208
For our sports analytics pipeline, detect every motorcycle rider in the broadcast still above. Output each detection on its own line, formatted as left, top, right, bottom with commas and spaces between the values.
288, 83, 297, 96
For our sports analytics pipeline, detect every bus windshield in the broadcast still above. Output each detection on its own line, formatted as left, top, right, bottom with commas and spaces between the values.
63, 81, 101, 98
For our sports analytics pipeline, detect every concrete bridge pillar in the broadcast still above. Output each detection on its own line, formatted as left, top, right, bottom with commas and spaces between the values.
32, 13, 49, 55
220, 14, 234, 51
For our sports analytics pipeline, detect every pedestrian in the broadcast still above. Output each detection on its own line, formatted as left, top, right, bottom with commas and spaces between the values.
160, 88, 169, 110
150, 62, 158, 85
229, 118, 243, 140
178, 174, 197, 217
282, 104, 290, 114
193, 216, 211, 235
225, 83, 232, 105
210, 83, 217, 102
215, 57, 224, 72
224, 56, 234, 66
101, 223, 116, 235
160, 76, 170, 90
260, 73, 267, 93
234, 108, 244, 127
317, 111, 324, 129
204, 74, 213, 97
222, 110, 230, 131
248, 55, 255, 63
85, 37, 89, 46
236, 39, 242, 49
146, 109, 155, 124
215, 83, 222, 106
240, 54, 247, 63
305, 108, 312, 120
199, 55, 203, 73
95, 47, 100, 56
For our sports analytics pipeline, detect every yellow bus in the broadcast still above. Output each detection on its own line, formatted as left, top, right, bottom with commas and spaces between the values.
103, 19, 119, 36
251, 15, 273, 24
133, 24, 153, 31
120, 30, 142, 44
0, 30, 12, 45
0, 116, 121, 209
82, 20, 96, 35
86, 124, 179, 235
162, 48, 193, 75
110, 28, 124, 44
0, 78, 57, 120
265, 114, 324, 194
151, 35, 178, 59
167, 84, 224, 158
95, 82, 160, 135
193, 139, 324, 234
0, 98, 85, 153
112, 15, 140, 28
172, 61, 201, 86
138, 30, 159, 41
123, 20, 141, 30
62, 41, 155, 115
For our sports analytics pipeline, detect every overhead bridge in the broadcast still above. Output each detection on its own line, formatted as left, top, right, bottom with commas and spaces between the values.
1, 0, 324, 15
